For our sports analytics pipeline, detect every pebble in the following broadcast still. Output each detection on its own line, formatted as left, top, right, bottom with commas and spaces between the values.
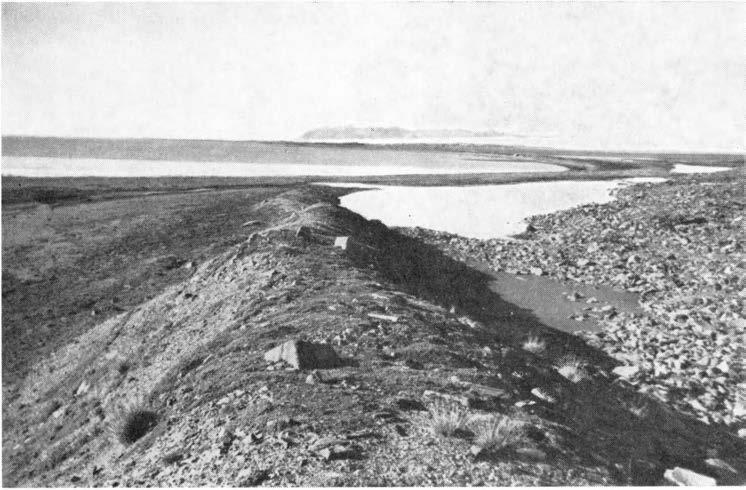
530, 387, 557, 404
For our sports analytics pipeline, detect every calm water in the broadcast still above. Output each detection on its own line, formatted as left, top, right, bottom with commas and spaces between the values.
1, 154, 566, 177
326, 178, 667, 239
670, 164, 731, 174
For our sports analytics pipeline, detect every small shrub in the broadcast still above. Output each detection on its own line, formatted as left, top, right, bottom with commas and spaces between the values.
116, 359, 130, 375
108, 400, 158, 445
472, 415, 520, 451
555, 354, 588, 383
522, 336, 546, 354
428, 399, 471, 437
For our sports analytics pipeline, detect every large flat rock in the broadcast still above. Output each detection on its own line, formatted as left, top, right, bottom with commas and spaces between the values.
264, 340, 342, 370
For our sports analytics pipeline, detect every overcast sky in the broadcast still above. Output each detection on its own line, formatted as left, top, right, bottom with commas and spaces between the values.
2, 2, 743, 151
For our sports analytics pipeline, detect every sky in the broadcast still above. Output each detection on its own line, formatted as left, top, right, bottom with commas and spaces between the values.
1, 2, 744, 152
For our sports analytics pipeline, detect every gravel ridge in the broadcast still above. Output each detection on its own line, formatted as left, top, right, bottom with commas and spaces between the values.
403, 171, 745, 429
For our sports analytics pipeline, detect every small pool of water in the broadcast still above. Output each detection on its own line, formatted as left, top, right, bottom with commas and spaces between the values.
325, 178, 667, 239
670, 164, 732, 174
469, 261, 641, 334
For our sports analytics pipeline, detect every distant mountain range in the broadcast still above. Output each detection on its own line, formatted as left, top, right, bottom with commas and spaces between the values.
300, 126, 511, 140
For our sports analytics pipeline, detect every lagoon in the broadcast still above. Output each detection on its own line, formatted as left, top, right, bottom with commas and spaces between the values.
0, 155, 566, 177
326, 178, 667, 239
670, 164, 732, 174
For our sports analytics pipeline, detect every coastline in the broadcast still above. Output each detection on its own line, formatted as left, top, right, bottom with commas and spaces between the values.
403, 170, 745, 428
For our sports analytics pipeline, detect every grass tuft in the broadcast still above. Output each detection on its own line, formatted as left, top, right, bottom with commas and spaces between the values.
427, 399, 471, 437
108, 400, 158, 445
472, 415, 521, 451
555, 354, 589, 383
522, 336, 547, 354
116, 359, 130, 375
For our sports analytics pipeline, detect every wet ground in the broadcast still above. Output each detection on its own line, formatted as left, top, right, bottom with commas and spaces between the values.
470, 260, 641, 334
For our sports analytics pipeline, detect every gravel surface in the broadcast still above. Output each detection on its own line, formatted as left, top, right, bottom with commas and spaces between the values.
4, 183, 745, 486
402, 172, 745, 429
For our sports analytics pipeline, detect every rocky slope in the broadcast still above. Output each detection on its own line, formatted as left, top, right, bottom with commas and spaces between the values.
404, 170, 745, 430
3, 185, 745, 486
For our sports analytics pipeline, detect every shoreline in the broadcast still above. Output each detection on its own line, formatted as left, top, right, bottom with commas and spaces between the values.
403, 171, 744, 428
3, 163, 729, 208
5, 135, 745, 159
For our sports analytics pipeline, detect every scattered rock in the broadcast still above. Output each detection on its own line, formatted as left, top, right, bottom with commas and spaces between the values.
317, 444, 362, 461
457, 316, 481, 328
663, 467, 716, 486
402, 178, 744, 427
367, 313, 399, 322
467, 383, 511, 400
612, 365, 640, 379
530, 387, 557, 404
567, 291, 583, 302
310, 437, 348, 451
704, 458, 738, 478
263, 340, 342, 370
334, 236, 352, 250
514, 400, 536, 408
51, 405, 66, 419
469, 444, 484, 457
236, 468, 270, 486
715, 360, 729, 373
75, 380, 91, 396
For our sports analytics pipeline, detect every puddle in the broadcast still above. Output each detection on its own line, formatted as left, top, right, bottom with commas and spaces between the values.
469, 261, 641, 333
